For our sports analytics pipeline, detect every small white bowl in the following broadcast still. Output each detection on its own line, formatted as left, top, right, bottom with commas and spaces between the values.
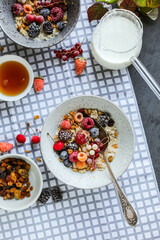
0, 55, 34, 101
0, 154, 43, 211
41, 95, 135, 189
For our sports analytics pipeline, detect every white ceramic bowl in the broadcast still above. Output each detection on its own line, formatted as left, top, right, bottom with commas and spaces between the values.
41, 95, 135, 189
0, 154, 43, 211
0, 55, 34, 101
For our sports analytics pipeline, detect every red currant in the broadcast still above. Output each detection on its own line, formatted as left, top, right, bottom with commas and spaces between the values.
61, 55, 68, 61
79, 48, 83, 54
16, 134, 26, 144
74, 51, 79, 57
75, 43, 81, 48
31, 135, 40, 144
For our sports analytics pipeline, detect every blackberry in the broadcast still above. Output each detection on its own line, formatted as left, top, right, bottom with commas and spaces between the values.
98, 114, 110, 127
37, 188, 51, 204
66, 142, 78, 151
58, 130, 72, 142
51, 186, 63, 202
108, 119, 115, 127
43, 21, 53, 34
40, 8, 50, 18
28, 22, 40, 38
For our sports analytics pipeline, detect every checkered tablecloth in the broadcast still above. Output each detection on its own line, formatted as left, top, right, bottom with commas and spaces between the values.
0, 0, 160, 239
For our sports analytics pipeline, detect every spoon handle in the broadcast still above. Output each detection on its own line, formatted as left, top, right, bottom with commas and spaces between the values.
104, 153, 138, 227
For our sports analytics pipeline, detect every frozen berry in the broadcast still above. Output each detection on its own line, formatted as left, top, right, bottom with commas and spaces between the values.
87, 158, 92, 164
43, 21, 53, 34
51, 186, 63, 202
40, 8, 50, 18
37, 188, 50, 204
53, 141, 64, 151
31, 135, 40, 144
89, 128, 99, 138
58, 130, 72, 142
90, 150, 95, 156
69, 152, 78, 162
28, 22, 40, 38
60, 150, 68, 160
98, 114, 109, 127
92, 144, 98, 150
94, 138, 101, 144
81, 117, 94, 130
56, 21, 64, 30
60, 120, 71, 130
16, 134, 26, 144
63, 159, 72, 167
50, 7, 63, 22
26, 14, 35, 23
66, 142, 78, 151
75, 130, 90, 145
35, 15, 44, 24
12, 3, 23, 15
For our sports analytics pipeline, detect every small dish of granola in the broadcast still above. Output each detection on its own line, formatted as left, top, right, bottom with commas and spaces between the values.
41, 95, 135, 189
0, 154, 43, 211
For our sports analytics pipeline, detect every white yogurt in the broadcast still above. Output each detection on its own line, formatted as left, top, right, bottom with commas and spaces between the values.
91, 9, 143, 70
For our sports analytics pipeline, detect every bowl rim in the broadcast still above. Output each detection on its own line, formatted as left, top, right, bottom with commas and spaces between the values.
0, 55, 34, 101
40, 95, 135, 189
0, 0, 81, 49
0, 153, 43, 211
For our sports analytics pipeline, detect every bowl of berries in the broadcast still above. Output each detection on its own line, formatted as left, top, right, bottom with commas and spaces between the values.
0, 0, 80, 48
40, 95, 135, 189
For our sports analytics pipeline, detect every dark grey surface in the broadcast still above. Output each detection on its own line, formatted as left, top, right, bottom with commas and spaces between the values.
128, 15, 160, 190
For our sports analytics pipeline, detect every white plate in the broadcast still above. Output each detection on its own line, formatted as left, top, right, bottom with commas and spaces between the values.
0, 154, 43, 211
41, 95, 135, 189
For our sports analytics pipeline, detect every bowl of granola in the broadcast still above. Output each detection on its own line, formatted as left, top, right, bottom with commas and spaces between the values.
0, 0, 80, 48
0, 154, 43, 211
40, 95, 135, 189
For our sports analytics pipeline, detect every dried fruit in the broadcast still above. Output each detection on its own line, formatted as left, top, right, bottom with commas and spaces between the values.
0, 142, 13, 153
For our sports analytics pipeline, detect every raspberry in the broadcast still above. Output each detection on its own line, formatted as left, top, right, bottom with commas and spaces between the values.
16, 134, 26, 143
35, 15, 44, 24
40, 8, 50, 18
81, 117, 94, 130
69, 152, 78, 162
31, 135, 40, 144
53, 141, 64, 151
26, 14, 35, 23
12, 3, 23, 15
58, 130, 72, 142
28, 22, 40, 38
0, 142, 13, 153
43, 21, 53, 34
75, 130, 90, 145
50, 7, 63, 22
60, 120, 71, 130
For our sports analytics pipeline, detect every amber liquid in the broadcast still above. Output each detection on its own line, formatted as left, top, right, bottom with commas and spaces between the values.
0, 61, 29, 96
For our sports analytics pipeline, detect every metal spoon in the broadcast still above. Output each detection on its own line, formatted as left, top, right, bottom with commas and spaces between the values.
82, 111, 138, 227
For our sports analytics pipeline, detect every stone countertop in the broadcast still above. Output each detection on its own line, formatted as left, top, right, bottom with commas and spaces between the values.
129, 15, 160, 190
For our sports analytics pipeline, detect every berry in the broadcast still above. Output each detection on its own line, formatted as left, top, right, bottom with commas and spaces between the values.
60, 120, 71, 130
66, 142, 78, 151
77, 152, 87, 162
16, 134, 26, 143
108, 119, 115, 127
35, 15, 44, 24
51, 186, 63, 202
60, 151, 68, 160
89, 128, 99, 138
26, 14, 35, 23
62, 4, 67, 12
78, 108, 84, 113
43, 21, 53, 34
53, 141, 64, 151
76, 161, 86, 170
75, 57, 87, 75
0, 142, 13, 153
63, 159, 72, 167
34, 77, 44, 92
74, 112, 83, 123
92, 144, 98, 150
31, 135, 40, 144
75, 130, 90, 145
28, 22, 40, 38
95, 147, 100, 153
61, 55, 68, 61
82, 117, 94, 130
23, 4, 33, 14
98, 114, 110, 127
87, 158, 92, 164
69, 152, 78, 162
75, 43, 81, 48
37, 188, 50, 204
58, 130, 72, 141
50, 7, 63, 22
99, 143, 103, 149
94, 138, 101, 144
90, 150, 95, 156
79, 48, 83, 54
56, 21, 65, 30
95, 153, 99, 158
74, 51, 79, 57
40, 8, 50, 18
12, 3, 23, 15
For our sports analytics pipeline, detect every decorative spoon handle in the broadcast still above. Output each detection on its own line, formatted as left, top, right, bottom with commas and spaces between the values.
104, 152, 138, 227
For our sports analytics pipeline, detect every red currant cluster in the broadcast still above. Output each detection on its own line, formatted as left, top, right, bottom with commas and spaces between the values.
36, 0, 65, 8
54, 43, 83, 61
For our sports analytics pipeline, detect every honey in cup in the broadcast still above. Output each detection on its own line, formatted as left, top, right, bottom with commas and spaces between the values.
0, 61, 29, 96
